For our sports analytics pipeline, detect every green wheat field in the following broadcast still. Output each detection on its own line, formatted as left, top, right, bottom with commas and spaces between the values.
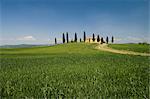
0, 43, 149, 98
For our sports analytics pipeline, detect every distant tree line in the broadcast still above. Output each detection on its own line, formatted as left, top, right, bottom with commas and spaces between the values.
54, 31, 114, 44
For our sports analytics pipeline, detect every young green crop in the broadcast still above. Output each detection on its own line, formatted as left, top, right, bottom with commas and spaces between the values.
0, 43, 149, 98
108, 44, 150, 53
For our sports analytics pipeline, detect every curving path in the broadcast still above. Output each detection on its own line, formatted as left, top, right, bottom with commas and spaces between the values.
95, 44, 150, 56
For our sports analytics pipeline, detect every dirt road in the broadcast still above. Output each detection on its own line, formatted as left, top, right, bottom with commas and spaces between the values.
95, 44, 150, 56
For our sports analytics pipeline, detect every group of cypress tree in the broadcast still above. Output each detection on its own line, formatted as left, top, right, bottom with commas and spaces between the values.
59, 32, 81, 44
54, 31, 114, 44
92, 34, 114, 44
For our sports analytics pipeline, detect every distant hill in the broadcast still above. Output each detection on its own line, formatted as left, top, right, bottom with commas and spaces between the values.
0, 44, 50, 48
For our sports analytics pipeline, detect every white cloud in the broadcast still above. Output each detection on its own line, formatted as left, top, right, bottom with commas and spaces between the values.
17, 36, 36, 41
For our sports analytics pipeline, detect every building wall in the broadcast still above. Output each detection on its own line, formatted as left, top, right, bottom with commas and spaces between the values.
85, 37, 101, 43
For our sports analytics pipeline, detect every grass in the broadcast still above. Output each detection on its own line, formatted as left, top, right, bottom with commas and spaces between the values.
0, 43, 149, 98
108, 43, 150, 53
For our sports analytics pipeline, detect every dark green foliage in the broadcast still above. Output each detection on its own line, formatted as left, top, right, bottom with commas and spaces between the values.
101, 37, 104, 44
63, 33, 65, 43
66, 32, 69, 43
71, 40, 74, 43
55, 38, 57, 44
84, 31, 86, 42
112, 36, 114, 43
138, 42, 149, 45
97, 35, 100, 42
74, 33, 77, 42
92, 33, 95, 42
80, 38, 82, 42
106, 36, 109, 44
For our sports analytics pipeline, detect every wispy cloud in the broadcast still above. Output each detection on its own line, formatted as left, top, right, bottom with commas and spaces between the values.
17, 36, 36, 41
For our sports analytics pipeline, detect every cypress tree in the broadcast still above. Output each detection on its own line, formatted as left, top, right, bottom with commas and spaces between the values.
55, 38, 57, 44
66, 32, 69, 43
97, 35, 100, 42
63, 33, 65, 43
106, 36, 109, 44
74, 33, 77, 42
101, 37, 104, 44
112, 36, 114, 43
80, 38, 82, 42
84, 31, 86, 42
92, 33, 95, 42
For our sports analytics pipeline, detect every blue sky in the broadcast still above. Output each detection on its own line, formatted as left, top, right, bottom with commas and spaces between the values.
0, 0, 149, 45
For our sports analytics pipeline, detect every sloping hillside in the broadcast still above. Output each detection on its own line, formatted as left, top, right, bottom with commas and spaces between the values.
0, 43, 149, 98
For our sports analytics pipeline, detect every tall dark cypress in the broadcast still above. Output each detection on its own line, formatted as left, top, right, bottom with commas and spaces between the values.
106, 36, 109, 44
84, 31, 86, 42
97, 35, 100, 42
74, 33, 77, 42
66, 32, 69, 43
92, 33, 95, 42
55, 38, 57, 44
101, 37, 104, 44
112, 36, 114, 43
63, 33, 65, 43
